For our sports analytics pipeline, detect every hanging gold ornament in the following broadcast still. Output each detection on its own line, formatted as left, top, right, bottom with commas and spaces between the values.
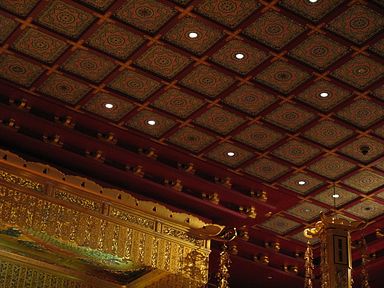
360, 238, 371, 288
217, 244, 231, 288
304, 241, 314, 288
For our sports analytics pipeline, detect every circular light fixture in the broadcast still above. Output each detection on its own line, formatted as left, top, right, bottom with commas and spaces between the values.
308, 0, 319, 3
332, 193, 340, 199
319, 92, 329, 98
188, 32, 198, 39
298, 180, 307, 186
267, 276, 273, 280
104, 103, 114, 109
227, 151, 235, 157
147, 120, 156, 126
235, 53, 245, 60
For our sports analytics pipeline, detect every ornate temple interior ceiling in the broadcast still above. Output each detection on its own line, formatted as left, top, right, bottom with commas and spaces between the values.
0, 0, 383, 287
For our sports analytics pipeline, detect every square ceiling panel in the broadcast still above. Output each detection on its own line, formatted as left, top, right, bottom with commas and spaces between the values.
308, 155, 357, 180
327, 5, 384, 44
254, 60, 311, 95
331, 55, 384, 90
36, 0, 96, 39
0, 14, 18, 44
86, 22, 144, 61
339, 136, 384, 164
0, 53, 44, 87
193, 106, 246, 135
286, 201, 328, 222
194, 0, 260, 28
163, 16, 223, 56
210, 40, 269, 75
134, 44, 192, 79
289, 33, 349, 71
271, 139, 322, 166
233, 123, 283, 151
336, 98, 384, 129
114, 0, 176, 33
61, 50, 117, 83
345, 199, 384, 221
12, 27, 69, 64
151, 88, 204, 119
313, 186, 359, 208
295, 79, 353, 112
179, 65, 235, 98
303, 120, 354, 148
279, 0, 344, 22
243, 157, 290, 183
107, 70, 162, 102
263, 102, 316, 131
126, 109, 176, 138
222, 84, 277, 116
342, 170, 384, 194
205, 142, 253, 168
77, 0, 114, 11
0, 0, 39, 17
260, 216, 301, 235
167, 126, 216, 153
244, 11, 305, 50
37, 73, 91, 104
83, 92, 134, 121
280, 172, 325, 195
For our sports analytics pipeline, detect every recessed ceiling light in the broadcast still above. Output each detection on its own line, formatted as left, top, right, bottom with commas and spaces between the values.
332, 193, 340, 199
298, 180, 307, 186
227, 151, 235, 157
104, 103, 114, 109
147, 120, 156, 126
267, 276, 273, 280
319, 92, 329, 98
188, 32, 198, 39
308, 0, 319, 3
235, 53, 245, 60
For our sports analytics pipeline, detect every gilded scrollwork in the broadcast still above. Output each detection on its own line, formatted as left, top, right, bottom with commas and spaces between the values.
162, 225, 204, 246
0, 170, 44, 193
54, 189, 102, 213
109, 207, 155, 230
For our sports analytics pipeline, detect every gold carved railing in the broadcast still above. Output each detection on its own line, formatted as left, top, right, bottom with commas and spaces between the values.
0, 149, 216, 287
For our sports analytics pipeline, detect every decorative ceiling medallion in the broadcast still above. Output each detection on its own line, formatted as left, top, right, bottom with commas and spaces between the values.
126, 109, 176, 138
0, 54, 43, 87
308, 155, 357, 180
163, 17, 223, 56
233, 123, 284, 151
195, 0, 260, 28
37, 73, 91, 104
254, 61, 311, 94
36, 0, 96, 39
244, 11, 305, 50
331, 55, 384, 90
313, 187, 359, 208
327, 5, 384, 44
12, 28, 69, 64
107, 70, 162, 102
167, 126, 216, 153
295, 79, 353, 112
86, 22, 144, 61
134, 45, 192, 79
205, 142, 253, 168
279, 0, 344, 22
222, 84, 277, 116
286, 201, 327, 222
289, 34, 349, 70
263, 102, 316, 132
370, 38, 384, 57
179, 65, 235, 98
0, 0, 39, 17
339, 136, 384, 164
303, 120, 354, 148
291, 231, 319, 245
151, 88, 204, 119
77, 0, 115, 11
210, 40, 269, 75
342, 170, 384, 194
0, 14, 18, 44
243, 158, 290, 182
260, 216, 301, 235
193, 106, 246, 135
280, 172, 325, 195
114, 0, 176, 33
345, 199, 384, 221
336, 99, 384, 129
61, 50, 117, 83
83, 92, 134, 121
272, 139, 322, 166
